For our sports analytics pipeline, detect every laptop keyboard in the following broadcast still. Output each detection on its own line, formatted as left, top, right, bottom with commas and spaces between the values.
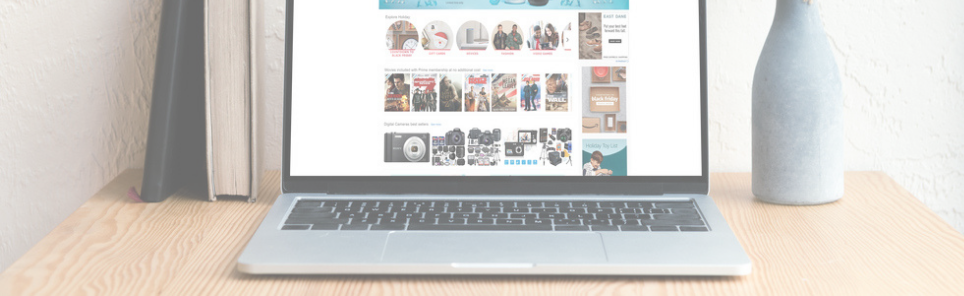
281, 200, 708, 232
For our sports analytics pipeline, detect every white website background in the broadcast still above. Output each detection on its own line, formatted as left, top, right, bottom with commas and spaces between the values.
290, 1, 701, 177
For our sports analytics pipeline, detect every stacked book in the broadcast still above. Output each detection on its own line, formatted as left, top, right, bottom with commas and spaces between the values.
204, 0, 263, 202
141, 0, 263, 203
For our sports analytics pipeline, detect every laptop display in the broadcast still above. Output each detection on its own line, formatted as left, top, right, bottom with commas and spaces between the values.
287, 1, 702, 179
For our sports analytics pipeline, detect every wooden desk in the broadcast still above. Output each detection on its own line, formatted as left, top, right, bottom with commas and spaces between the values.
2, 171, 964, 295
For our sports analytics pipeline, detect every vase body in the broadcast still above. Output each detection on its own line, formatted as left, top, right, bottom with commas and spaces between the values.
752, 0, 843, 205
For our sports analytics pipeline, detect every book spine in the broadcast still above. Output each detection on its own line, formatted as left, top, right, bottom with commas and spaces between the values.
203, 0, 217, 202
248, 0, 262, 203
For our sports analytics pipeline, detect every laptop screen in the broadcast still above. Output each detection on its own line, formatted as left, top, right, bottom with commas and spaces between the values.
288, 1, 702, 178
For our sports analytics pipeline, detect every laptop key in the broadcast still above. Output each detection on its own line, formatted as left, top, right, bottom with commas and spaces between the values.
556, 226, 590, 231
287, 212, 336, 218
339, 212, 365, 219
612, 219, 639, 226
554, 219, 581, 225
371, 224, 406, 231
509, 213, 537, 219
282, 225, 310, 230
496, 219, 524, 225
621, 214, 646, 219
372, 213, 393, 219
285, 218, 347, 225
564, 208, 588, 214
641, 220, 704, 226
525, 218, 551, 225
586, 219, 610, 225
478, 207, 502, 213
426, 213, 452, 219
454, 213, 480, 219
295, 201, 323, 208
310, 224, 339, 230
408, 224, 552, 231
591, 225, 619, 231
291, 207, 334, 214
620, 226, 650, 231
468, 218, 495, 224
570, 213, 594, 219
341, 224, 370, 230
481, 213, 509, 219
450, 207, 472, 213
400, 213, 423, 219
653, 214, 700, 220
440, 218, 467, 224
521, 201, 543, 207
680, 226, 709, 232
651, 226, 679, 231
627, 202, 653, 208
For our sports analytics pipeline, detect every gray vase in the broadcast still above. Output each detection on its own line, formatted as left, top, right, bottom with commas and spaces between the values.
752, 0, 843, 205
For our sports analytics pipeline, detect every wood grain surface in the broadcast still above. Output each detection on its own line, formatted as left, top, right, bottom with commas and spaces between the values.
2, 171, 963, 295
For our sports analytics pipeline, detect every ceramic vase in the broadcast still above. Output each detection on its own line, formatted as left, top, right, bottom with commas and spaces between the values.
752, 0, 843, 205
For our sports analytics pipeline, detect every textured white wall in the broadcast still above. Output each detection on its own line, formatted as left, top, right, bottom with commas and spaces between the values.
0, 0, 159, 272
259, 0, 964, 231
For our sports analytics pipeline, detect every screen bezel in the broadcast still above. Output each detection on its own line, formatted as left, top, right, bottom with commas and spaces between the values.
281, 0, 709, 195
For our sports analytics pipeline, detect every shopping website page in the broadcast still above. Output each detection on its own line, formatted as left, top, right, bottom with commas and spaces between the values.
290, 1, 702, 177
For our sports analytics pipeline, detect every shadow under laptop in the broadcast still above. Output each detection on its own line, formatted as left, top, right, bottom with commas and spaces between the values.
231, 272, 745, 284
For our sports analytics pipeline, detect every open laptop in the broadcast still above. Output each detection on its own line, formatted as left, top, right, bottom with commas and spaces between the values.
238, 0, 751, 275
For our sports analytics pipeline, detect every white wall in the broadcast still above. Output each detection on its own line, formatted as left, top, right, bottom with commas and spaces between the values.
258, 0, 964, 231
0, 0, 159, 272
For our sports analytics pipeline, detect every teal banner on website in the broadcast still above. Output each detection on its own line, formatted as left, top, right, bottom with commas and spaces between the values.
379, 0, 629, 10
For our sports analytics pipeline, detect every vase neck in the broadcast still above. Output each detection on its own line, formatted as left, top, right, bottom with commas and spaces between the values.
775, 0, 821, 26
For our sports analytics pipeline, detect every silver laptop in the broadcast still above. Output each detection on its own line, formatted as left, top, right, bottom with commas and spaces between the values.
238, 0, 751, 275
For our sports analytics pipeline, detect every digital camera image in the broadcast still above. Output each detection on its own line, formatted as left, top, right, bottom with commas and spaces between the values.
465, 127, 501, 166
445, 128, 465, 145
384, 132, 430, 163
505, 142, 525, 157
540, 127, 574, 167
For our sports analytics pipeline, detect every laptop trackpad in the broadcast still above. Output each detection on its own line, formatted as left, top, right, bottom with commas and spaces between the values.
381, 232, 607, 264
